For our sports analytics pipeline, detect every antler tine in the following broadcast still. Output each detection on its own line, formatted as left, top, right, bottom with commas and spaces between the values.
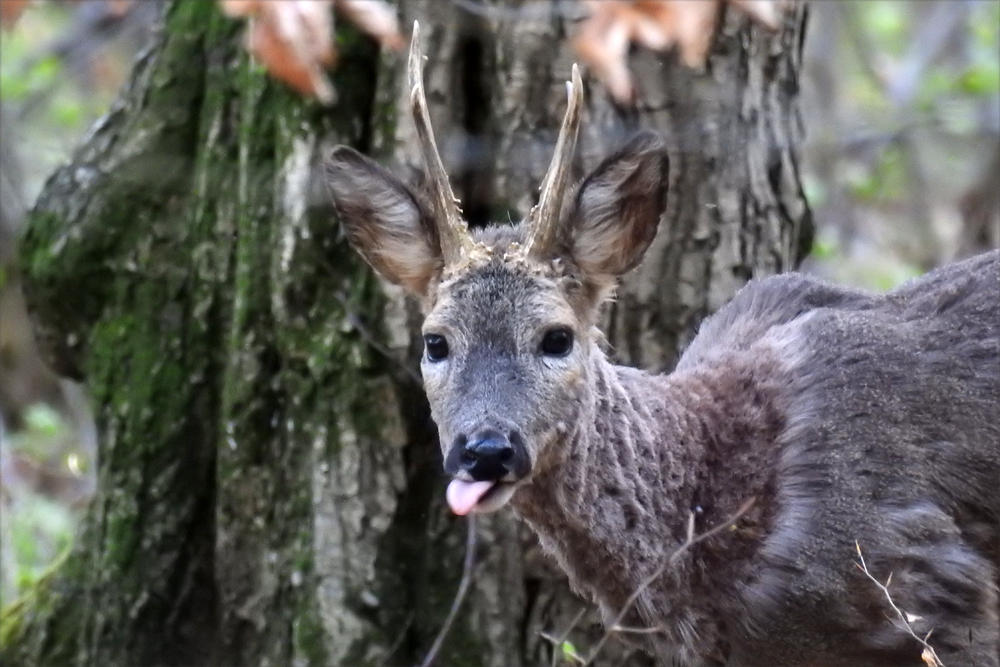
525, 64, 584, 258
408, 21, 474, 265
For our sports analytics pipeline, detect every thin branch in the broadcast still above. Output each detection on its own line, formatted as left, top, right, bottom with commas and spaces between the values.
838, 3, 891, 93
334, 291, 424, 387
854, 542, 945, 667
580, 497, 757, 667
609, 624, 663, 635
418, 515, 478, 667
540, 605, 589, 667
377, 611, 415, 667
885, 1, 971, 108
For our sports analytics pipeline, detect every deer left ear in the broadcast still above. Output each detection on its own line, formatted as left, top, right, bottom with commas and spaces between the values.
567, 131, 669, 290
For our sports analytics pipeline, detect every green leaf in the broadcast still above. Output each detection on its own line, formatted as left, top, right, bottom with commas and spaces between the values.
561, 640, 584, 664
810, 238, 839, 261
959, 64, 1000, 96
802, 175, 827, 208
22, 403, 64, 438
52, 98, 85, 129
861, 3, 909, 55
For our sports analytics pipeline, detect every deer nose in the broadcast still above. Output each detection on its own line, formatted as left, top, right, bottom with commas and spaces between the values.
459, 429, 514, 481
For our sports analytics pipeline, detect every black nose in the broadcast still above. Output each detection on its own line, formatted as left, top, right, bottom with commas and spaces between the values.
456, 429, 514, 481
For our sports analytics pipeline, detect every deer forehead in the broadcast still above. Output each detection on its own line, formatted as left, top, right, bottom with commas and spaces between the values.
424, 256, 583, 339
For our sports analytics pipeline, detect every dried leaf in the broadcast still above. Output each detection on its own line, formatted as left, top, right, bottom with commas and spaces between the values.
1, 0, 33, 30
730, 0, 785, 30
335, 0, 403, 50
220, 0, 402, 104
920, 648, 941, 667
106, 0, 134, 18
573, 2, 636, 103
574, 0, 792, 104
221, 0, 336, 103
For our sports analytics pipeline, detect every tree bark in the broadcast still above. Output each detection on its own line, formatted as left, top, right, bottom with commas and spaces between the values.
1, 2, 812, 666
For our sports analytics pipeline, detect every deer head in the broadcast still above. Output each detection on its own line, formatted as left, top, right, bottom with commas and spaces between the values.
325, 22, 669, 516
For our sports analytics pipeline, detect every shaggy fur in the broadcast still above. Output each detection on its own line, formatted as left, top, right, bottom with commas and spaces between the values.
325, 134, 1000, 666
516, 249, 999, 666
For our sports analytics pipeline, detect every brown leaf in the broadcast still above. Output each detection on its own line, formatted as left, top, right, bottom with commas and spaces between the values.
106, 0, 134, 18
335, 0, 403, 50
729, 0, 786, 30
1, 0, 34, 30
573, 2, 638, 103
220, 0, 403, 104
574, 0, 792, 104
221, 0, 337, 103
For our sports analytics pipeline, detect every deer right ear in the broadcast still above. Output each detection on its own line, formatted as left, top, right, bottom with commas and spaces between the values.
325, 146, 443, 295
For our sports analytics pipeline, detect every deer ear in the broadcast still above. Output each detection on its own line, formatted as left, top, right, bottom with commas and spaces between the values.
567, 131, 669, 291
325, 146, 442, 295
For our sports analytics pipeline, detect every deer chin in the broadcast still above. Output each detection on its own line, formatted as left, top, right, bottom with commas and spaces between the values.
446, 479, 518, 515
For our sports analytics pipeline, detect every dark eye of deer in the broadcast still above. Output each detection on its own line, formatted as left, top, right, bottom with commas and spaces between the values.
424, 334, 449, 361
541, 328, 573, 357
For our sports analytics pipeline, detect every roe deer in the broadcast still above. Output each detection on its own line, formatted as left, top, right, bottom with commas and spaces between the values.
324, 23, 1000, 667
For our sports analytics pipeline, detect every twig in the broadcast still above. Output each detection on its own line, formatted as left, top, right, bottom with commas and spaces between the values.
418, 515, 478, 667
377, 611, 415, 667
334, 291, 424, 387
540, 606, 589, 667
610, 624, 663, 635
854, 542, 945, 667
580, 497, 757, 667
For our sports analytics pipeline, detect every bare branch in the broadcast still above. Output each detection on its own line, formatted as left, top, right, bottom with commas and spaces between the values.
418, 515, 478, 667
377, 611, 415, 667
610, 624, 663, 635
333, 292, 423, 387
539, 606, 589, 667
854, 542, 945, 667
580, 497, 757, 667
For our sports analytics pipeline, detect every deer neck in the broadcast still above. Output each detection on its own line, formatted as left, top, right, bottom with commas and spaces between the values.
512, 355, 698, 604
510, 350, 783, 647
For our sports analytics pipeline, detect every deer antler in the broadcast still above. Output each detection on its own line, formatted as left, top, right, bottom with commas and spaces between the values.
524, 64, 584, 258
408, 21, 475, 265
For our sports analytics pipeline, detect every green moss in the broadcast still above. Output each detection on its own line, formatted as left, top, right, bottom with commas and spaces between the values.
292, 585, 331, 666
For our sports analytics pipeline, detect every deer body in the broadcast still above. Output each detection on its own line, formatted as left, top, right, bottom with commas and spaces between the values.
512, 249, 999, 666
326, 25, 999, 667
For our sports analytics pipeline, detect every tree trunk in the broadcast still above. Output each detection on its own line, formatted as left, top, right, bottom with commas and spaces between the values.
0, 2, 812, 666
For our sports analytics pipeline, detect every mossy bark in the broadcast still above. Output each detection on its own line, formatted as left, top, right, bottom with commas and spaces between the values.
1, 2, 812, 666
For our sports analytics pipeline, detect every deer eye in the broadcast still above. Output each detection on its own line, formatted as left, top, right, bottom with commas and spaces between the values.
423, 334, 449, 361
540, 328, 573, 357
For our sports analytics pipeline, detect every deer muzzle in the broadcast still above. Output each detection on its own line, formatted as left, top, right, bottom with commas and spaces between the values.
443, 428, 530, 515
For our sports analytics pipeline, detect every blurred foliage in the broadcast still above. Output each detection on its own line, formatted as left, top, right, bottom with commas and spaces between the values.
1, 404, 77, 607
800, 0, 1000, 288
1, 0, 152, 608
0, 0, 153, 203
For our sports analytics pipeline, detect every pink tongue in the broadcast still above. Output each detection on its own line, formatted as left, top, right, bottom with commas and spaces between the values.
446, 480, 496, 515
